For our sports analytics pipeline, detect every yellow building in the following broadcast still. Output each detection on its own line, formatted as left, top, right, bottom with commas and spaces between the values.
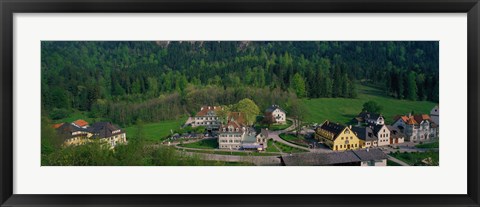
315, 120, 361, 151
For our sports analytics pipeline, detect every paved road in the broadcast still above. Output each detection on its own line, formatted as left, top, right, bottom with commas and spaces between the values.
387, 155, 410, 166
268, 119, 311, 151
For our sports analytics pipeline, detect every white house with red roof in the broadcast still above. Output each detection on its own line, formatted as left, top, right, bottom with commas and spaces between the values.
191, 106, 222, 130
392, 113, 438, 142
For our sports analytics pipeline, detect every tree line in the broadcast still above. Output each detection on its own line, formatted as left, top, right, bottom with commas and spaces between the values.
41, 41, 439, 122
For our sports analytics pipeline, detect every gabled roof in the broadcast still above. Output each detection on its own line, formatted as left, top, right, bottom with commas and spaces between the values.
88, 122, 124, 139
371, 124, 388, 135
318, 121, 346, 138
351, 126, 377, 141
73, 119, 89, 127
386, 125, 405, 139
221, 112, 246, 131
265, 105, 285, 113
52, 123, 64, 129
56, 123, 89, 139
195, 106, 222, 116
413, 114, 432, 124
357, 112, 383, 121
395, 114, 432, 125
258, 128, 269, 138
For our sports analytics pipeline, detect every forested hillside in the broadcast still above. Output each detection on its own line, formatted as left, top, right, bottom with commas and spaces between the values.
41, 41, 439, 126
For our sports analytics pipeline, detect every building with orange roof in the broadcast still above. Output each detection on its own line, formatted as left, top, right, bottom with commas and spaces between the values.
192, 106, 222, 130
52, 123, 64, 129
72, 119, 89, 129
392, 113, 438, 142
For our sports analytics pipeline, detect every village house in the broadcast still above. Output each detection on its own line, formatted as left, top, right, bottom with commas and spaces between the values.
281, 148, 388, 166
89, 122, 127, 149
392, 113, 438, 142
315, 120, 361, 151
54, 121, 127, 148
56, 123, 92, 146
371, 124, 390, 146
218, 112, 268, 151
192, 106, 222, 130
353, 112, 385, 126
264, 105, 287, 124
387, 125, 405, 144
351, 126, 378, 148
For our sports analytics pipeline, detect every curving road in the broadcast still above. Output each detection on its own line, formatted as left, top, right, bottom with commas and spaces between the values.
267, 119, 311, 151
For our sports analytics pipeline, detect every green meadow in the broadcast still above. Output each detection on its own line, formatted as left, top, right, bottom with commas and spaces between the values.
301, 85, 437, 125
124, 118, 187, 141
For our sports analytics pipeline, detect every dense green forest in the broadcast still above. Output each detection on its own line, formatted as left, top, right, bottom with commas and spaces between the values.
41, 41, 439, 126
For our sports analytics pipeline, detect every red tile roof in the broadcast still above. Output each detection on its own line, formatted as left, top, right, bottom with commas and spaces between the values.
73, 119, 89, 127
52, 123, 64, 129
195, 106, 222, 116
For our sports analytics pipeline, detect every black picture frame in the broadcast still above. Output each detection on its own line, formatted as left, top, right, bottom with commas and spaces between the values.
1, 0, 479, 206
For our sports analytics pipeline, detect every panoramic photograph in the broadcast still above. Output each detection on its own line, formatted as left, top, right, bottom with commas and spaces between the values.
41, 41, 439, 166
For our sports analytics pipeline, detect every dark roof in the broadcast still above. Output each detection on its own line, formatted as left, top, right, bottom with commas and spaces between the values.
353, 148, 389, 161
318, 121, 346, 137
265, 105, 285, 113
259, 129, 269, 138
371, 125, 387, 135
386, 125, 405, 138
351, 126, 377, 141
357, 112, 382, 121
55, 123, 88, 139
281, 149, 388, 166
88, 122, 124, 139
281, 151, 360, 166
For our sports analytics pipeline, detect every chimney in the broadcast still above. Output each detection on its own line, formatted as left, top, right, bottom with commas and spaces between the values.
201, 107, 204, 111
208, 106, 211, 109
349, 125, 352, 129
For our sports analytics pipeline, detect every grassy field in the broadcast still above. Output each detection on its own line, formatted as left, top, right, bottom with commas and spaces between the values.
255, 120, 293, 131
387, 160, 404, 166
416, 141, 439, 149
389, 151, 439, 166
178, 139, 218, 149
124, 118, 188, 141
265, 140, 281, 153
301, 84, 437, 125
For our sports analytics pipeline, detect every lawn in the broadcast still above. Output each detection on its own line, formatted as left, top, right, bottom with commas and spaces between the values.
389, 151, 439, 166
416, 141, 439, 149
278, 133, 310, 147
265, 140, 281, 153
301, 84, 437, 125
255, 120, 293, 131
387, 160, 403, 166
178, 139, 218, 149
124, 118, 188, 141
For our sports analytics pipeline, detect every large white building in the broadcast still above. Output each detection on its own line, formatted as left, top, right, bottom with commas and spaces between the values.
218, 112, 268, 151
192, 106, 222, 130
392, 114, 438, 142
264, 105, 287, 124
